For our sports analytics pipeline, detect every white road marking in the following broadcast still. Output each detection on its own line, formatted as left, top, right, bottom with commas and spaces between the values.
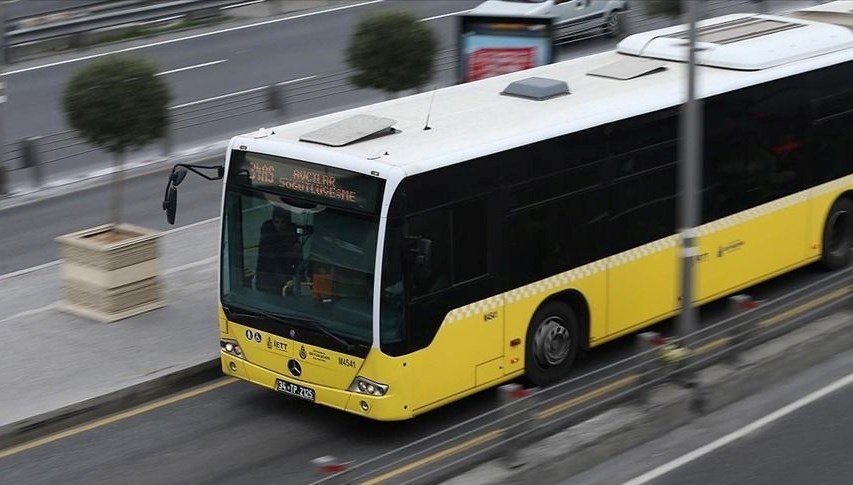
623, 371, 853, 485
155, 59, 227, 76
0, 303, 58, 325
0, 260, 60, 281
220, 0, 265, 10
171, 75, 314, 109
275, 75, 316, 86
169, 85, 265, 109
418, 9, 470, 22
1, 0, 385, 77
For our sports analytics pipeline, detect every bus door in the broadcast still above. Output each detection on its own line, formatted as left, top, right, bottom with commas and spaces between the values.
403, 197, 503, 409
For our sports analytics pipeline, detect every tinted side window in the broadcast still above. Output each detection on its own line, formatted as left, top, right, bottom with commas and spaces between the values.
704, 74, 812, 221
406, 208, 451, 298
608, 110, 678, 252
809, 61, 853, 185
453, 199, 488, 283
505, 160, 606, 287
609, 142, 678, 252
406, 198, 489, 299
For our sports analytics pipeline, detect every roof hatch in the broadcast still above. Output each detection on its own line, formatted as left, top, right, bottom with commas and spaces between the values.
787, 1, 853, 27
300, 114, 397, 147
501, 77, 569, 101
617, 13, 853, 70
588, 57, 667, 80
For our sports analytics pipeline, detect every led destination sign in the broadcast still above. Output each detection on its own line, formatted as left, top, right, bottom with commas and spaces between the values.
233, 152, 383, 212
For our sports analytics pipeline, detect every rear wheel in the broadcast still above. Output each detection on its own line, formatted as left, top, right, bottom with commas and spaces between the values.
821, 198, 853, 270
525, 301, 580, 386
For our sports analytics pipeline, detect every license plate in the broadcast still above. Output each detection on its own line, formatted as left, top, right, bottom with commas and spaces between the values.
275, 379, 315, 402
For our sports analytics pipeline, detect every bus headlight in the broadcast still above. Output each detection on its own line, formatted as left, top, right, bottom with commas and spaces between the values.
220, 339, 244, 358
349, 376, 388, 396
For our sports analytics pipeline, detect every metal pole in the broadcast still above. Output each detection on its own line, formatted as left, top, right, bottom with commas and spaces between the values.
0, 2, 7, 195
677, 0, 702, 352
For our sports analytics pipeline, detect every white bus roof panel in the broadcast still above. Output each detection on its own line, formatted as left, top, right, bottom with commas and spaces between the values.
241, 13, 852, 179
617, 13, 853, 70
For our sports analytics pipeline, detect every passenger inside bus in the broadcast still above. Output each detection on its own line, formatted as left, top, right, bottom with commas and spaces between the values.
255, 206, 302, 294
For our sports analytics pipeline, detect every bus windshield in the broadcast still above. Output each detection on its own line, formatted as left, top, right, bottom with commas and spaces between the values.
221, 152, 384, 345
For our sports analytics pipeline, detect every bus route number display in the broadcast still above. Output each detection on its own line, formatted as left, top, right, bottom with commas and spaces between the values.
239, 152, 380, 211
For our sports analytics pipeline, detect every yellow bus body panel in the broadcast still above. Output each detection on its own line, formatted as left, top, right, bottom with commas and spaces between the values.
221, 176, 851, 420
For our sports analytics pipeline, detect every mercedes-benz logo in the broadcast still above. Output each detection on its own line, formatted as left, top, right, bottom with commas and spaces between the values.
287, 359, 302, 377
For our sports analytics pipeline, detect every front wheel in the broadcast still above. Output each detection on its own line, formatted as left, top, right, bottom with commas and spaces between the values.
821, 198, 853, 270
603, 12, 621, 38
524, 301, 580, 386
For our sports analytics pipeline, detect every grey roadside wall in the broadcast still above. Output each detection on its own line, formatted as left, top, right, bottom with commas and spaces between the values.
444, 306, 853, 485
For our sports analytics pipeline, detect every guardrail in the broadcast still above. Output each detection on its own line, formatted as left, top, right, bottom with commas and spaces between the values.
310, 265, 852, 484
4, 0, 239, 46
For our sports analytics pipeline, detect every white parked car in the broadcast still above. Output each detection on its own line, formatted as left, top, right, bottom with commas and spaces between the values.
468, 0, 629, 41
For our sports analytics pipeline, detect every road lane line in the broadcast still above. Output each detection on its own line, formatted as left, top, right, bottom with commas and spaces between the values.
0, 260, 60, 281
275, 75, 317, 86
2, 0, 385, 77
622, 371, 853, 485
220, 0, 264, 10
536, 374, 640, 420
155, 59, 227, 76
170, 85, 266, 109
418, 9, 470, 22
171, 74, 315, 109
360, 428, 505, 485
0, 377, 236, 460
0, 217, 220, 281
759, 286, 851, 328
0, 303, 58, 325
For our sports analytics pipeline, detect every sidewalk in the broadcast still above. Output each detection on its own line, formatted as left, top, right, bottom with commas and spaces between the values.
0, 218, 221, 435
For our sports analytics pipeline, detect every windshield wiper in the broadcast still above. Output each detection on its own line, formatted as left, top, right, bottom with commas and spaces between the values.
223, 304, 355, 352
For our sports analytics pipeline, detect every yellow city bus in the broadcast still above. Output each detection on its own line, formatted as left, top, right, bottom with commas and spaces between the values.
165, 11, 853, 420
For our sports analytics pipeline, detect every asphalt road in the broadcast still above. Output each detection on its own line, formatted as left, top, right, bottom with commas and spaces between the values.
5, 0, 811, 191
564, 342, 853, 485
2, 0, 481, 189
0, 262, 845, 484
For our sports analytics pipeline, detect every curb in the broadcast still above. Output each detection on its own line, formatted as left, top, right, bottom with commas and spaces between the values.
0, 358, 222, 451
445, 308, 853, 484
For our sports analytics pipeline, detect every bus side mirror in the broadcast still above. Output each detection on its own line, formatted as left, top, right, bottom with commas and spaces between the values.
170, 166, 188, 186
164, 184, 178, 225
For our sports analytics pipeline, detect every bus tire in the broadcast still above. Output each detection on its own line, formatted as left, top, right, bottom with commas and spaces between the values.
525, 301, 580, 386
820, 198, 853, 270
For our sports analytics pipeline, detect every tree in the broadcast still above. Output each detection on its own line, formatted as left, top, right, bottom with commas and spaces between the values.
644, 0, 683, 17
63, 56, 171, 223
346, 11, 437, 97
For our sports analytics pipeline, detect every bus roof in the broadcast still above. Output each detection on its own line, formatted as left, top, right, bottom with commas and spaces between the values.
240, 11, 853, 177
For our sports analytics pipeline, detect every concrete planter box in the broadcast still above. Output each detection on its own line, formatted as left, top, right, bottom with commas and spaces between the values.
55, 224, 165, 322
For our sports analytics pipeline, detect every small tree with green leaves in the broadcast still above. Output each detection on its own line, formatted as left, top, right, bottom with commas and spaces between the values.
63, 56, 170, 224
644, 0, 683, 17
346, 11, 438, 97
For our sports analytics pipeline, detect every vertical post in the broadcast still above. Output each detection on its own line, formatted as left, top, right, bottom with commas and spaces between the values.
111, 150, 124, 225
636, 331, 665, 403
677, 0, 703, 357
162, 124, 173, 157
498, 383, 536, 469
267, 83, 287, 123
22, 136, 42, 187
0, 2, 7, 195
